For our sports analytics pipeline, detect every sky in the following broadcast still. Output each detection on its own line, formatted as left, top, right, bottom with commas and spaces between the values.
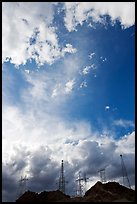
2, 2, 135, 202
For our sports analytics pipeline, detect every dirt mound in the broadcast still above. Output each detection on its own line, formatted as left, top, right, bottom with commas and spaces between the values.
38, 190, 70, 202
84, 181, 135, 202
16, 191, 39, 202
16, 190, 71, 202
16, 181, 135, 202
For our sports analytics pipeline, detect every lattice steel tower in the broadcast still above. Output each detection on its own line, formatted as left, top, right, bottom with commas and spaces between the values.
59, 160, 66, 194
76, 171, 84, 197
120, 154, 131, 188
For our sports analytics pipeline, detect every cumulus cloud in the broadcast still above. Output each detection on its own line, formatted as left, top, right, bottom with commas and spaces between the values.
63, 2, 135, 32
2, 2, 77, 66
3, 2, 134, 67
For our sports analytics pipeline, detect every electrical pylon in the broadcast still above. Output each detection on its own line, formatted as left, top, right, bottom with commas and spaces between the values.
76, 171, 84, 197
58, 160, 67, 194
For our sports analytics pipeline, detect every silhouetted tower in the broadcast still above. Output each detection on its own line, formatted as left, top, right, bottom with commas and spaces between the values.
98, 168, 106, 183
59, 160, 66, 194
18, 175, 28, 197
120, 154, 131, 188
76, 171, 83, 197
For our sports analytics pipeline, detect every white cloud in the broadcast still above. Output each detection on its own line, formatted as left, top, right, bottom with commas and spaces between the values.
62, 44, 77, 54
89, 52, 95, 59
3, 2, 134, 67
80, 81, 87, 88
63, 2, 135, 32
113, 119, 135, 128
82, 66, 91, 75
24, 69, 30, 74
82, 64, 96, 75
24, 73, 51, 101
2, 56, 82, 162
2, 103, 91, 164
2, 2, 135, 67
2, 2, 77, 67
65, 79, 75, 94
51, 84, 61, 98
105, 106, 110, 110
62, 54, 82, 79
51, 79, 76, 98
116, 131, 135, 154
100, 56, 107, 62
21, 54, 81, 104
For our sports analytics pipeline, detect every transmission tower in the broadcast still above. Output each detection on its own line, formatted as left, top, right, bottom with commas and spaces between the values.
18, 175, 28, 197
76, 171, 84, 197
58, 160, 67, 194
98, 168, 106, 183
120, 154, 131, 188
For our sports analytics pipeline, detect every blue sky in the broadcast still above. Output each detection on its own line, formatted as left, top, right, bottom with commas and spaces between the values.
2, 2, 135, 201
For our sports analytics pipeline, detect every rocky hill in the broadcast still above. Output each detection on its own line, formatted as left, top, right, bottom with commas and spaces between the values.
84, 181, 135, 202
16, 181, 135, 202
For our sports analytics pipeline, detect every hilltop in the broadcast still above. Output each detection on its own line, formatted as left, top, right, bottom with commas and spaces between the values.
16, 181, 135, 202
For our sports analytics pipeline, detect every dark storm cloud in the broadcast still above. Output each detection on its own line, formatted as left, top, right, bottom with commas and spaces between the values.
9, 145, 30, 171
2, 146, 32, 201
106, 153, 135, 180
70, 140, 117, 175
2, 145, 61, 201
64, 139, 134, 189
2, 164, 18, 202
27, 146, 60, 192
